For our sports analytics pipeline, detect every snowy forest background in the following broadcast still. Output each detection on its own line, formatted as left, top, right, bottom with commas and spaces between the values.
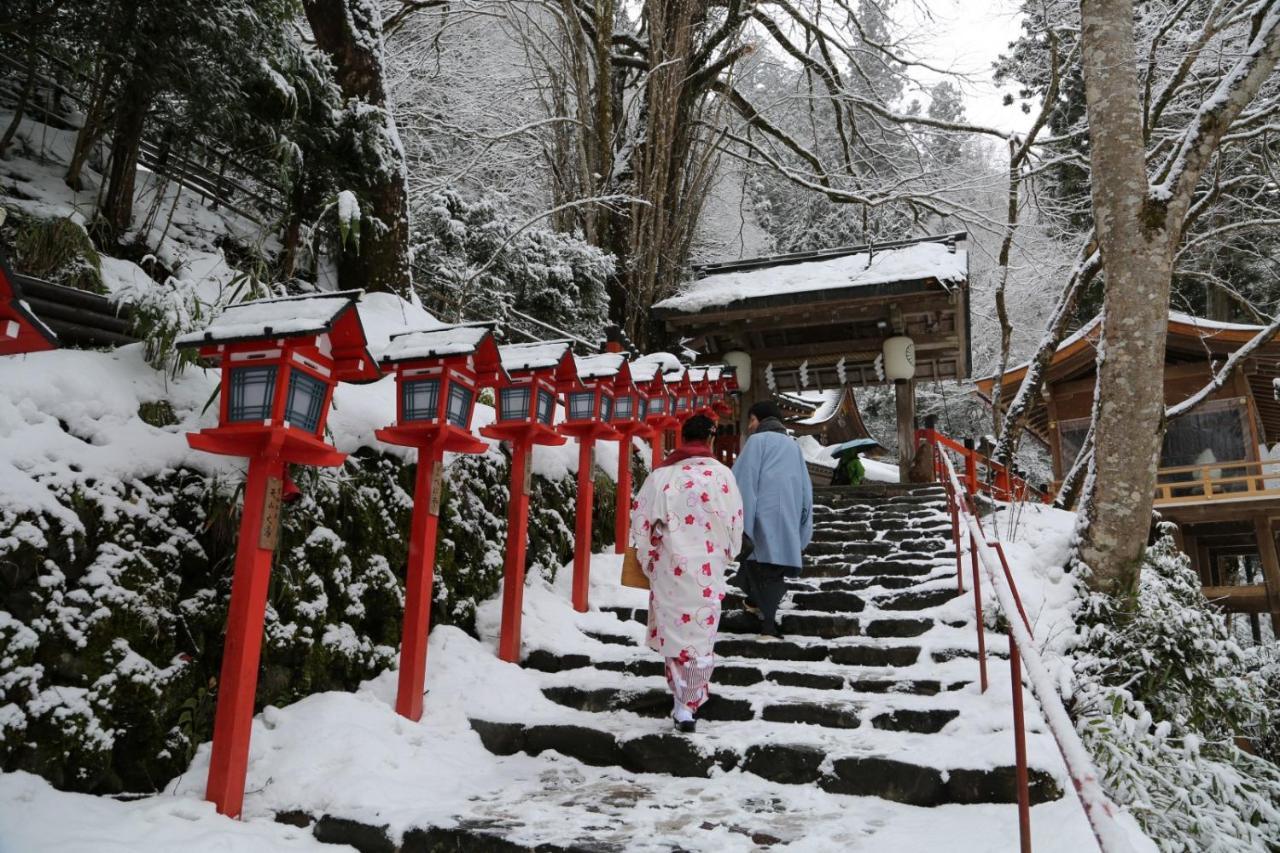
1, 0, 1280, 849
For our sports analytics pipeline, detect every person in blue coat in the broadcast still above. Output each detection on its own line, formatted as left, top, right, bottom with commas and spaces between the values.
731, 401, 814, 638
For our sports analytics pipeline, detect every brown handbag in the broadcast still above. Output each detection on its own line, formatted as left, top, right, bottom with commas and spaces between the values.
620, 546, 650, 590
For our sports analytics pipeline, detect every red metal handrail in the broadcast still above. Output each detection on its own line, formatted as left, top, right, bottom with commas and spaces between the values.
922, 429, 1054, 505
920, 429, 1135, 853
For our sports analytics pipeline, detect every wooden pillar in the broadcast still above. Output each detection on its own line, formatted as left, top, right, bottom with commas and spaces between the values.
740, 361, 767, 447
1250, 516, 1280, 636
206, 454, 285, 818
571, 437, 595, 613
895, 378, 916, 484
498, 442, 533, 662
394, 446, 443, 722
615, 436, 632, 555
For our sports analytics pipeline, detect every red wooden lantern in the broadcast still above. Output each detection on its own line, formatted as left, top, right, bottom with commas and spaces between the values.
560, 353, 626, 611
375, 324, 504, 721
636, 363, 675, 466
0, 254, 57, 355
689, 367, 716, 417
611, 359, 658, 554
665, 368, 695, 447
176, 290, 379, 819
480, 341, 577, 662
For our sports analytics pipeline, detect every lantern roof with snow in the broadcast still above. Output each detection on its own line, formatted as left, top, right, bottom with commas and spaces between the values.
498, 340, 578, 382
176, 289, 380, 382
381, 322, 504, 381
0, 252, 58, 356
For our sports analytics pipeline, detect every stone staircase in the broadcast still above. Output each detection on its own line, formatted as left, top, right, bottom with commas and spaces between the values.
438, 484, 1066, 849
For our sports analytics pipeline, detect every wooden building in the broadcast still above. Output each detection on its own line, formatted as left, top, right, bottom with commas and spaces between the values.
786, 386, 886, 453
975, 312, 1280, 636
654, 233, 970, 479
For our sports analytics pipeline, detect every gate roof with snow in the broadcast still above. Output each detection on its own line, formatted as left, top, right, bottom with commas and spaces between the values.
654, 232, 970, 392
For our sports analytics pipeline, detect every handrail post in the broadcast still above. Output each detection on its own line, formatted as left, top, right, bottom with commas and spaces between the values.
1010, 634, 1033, 853
963, 438, 988, 691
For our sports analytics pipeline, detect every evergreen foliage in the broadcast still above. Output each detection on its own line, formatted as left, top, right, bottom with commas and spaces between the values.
0, 446, 617, 794
413, 190, 613, 342
1070, 526, 1280, 850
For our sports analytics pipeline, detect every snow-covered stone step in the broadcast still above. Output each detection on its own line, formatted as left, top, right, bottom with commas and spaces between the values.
538, 682, 962, 733
466, 717, 1062, 807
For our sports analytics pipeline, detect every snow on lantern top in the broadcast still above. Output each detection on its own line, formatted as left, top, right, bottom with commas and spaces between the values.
0, 253, 58, 356
176, 290, 379, 382
487, 340, 578, 431
563, 352, 631, 432
377, 323, 502, 453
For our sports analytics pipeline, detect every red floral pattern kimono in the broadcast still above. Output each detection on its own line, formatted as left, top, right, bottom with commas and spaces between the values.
629, 453, 743, 714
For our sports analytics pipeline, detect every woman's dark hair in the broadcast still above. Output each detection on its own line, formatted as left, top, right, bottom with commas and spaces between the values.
748, 401, 782, 422
682, 414, 716, 443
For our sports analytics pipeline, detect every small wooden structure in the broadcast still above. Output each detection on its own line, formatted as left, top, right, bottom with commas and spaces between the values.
376, 323, 504, 721
561, 352, 626, 612
976, 312, 1280, 636
787, 385, 885, 454
176, 290, 379, 818
480, 341, 577, 663
655, 233, 970, 479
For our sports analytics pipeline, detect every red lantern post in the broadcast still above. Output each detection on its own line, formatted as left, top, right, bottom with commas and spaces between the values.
612, 360, 663, 553
480, 342, 577, 662
375, 324, 504, 721
176, 291, 380, 818
0, 254, 58, 355
665, 368, 695, 448
559, 353, 626, 611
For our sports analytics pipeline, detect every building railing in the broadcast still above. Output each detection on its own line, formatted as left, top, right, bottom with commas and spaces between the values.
919, 428, 1136, 853
920, 429, 1053, 505
1153, 458, 1280, 505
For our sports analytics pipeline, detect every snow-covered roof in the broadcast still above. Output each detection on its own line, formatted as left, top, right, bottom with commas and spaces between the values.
177, 290, 363, 346
633, 351, 684, 373
381, 323, 492, 364
795, 388, 842, 425
499, 340, 573, 373
657, 240, 967, 314
628, 360, 664, 384
573, 352, 626, 379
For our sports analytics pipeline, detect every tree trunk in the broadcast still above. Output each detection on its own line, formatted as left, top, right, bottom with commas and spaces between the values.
0, 49, 39, 157
303, 0, 412, 295
100, 75, 151, 242
1075, 0, 1176, 598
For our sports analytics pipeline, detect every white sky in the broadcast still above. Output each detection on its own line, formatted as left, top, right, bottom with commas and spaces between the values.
894, 0, 1030, 133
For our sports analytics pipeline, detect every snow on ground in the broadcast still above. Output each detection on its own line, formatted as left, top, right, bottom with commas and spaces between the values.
0, 771, 339, 853
798, 434, 900, 483
0, 526, 1154, 852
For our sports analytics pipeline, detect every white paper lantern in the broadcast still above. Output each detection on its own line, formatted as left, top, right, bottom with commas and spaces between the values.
723, 350, 752, 392
882, 336, 915, 381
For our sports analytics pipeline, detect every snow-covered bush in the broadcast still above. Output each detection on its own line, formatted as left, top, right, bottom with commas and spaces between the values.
1069, 527, 1280, 850
0, 442, 619, 794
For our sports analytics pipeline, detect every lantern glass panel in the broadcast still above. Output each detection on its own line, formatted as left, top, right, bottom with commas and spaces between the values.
446, 383, 474, 428
601, 394, 613, 421
536, 388, 556, 424
614, 394, 634, 420
286, 369, 328, 433
568, 391, 595, 421
647, 396, 667, 415
674, 396, 689, 412
402, 379, 440, 421
228, 365, 277, 423
499, 386, 531, 421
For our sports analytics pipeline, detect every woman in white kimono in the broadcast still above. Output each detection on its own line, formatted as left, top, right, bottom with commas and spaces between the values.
630, 414, 743, 733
